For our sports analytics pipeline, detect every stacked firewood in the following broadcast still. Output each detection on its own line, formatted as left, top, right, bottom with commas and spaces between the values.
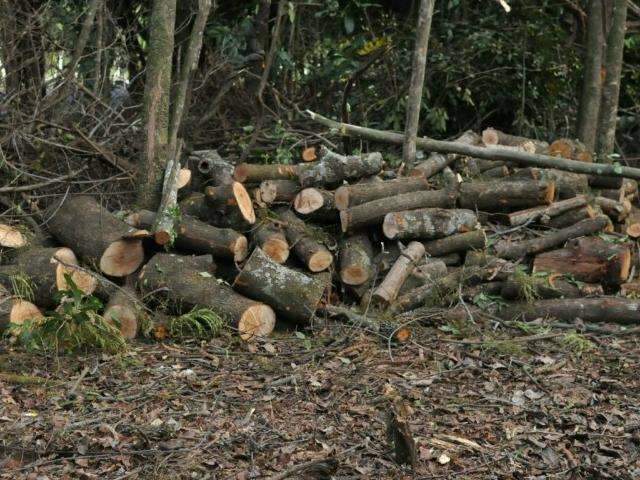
2, 128, 640, 342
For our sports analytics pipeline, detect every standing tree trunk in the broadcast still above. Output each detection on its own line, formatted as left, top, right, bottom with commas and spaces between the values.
402, 0, 435, 167
137, 0, 177, 209
596, 0, 628, 160
576, 0, 604, 152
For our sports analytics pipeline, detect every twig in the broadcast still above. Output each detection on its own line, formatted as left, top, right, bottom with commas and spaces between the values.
0, 167, 87, 193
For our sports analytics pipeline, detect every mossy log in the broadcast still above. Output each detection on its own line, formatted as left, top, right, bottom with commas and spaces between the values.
252, 223, 290, 264
459, 180, 555, 211
298, 146, 383, 188
278, 209, 333, 272
139, 253, 275, 340
339, 234, 374, 286
383, 208, 477, 240
334, 177, 429, 210
234, 248, 328, 324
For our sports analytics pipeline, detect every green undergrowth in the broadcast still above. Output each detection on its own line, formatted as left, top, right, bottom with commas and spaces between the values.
168, 308, 224, 339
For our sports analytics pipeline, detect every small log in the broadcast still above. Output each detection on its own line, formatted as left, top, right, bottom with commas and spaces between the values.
334, 177, 429, 211
340, 188, 457, 233
127, 210, 248, 262
298, 146, 383, 188
279, 209, 333, 272
339, 234, 374, 286
234, 247, 328, 324
546, 205, 598, 229
323, 304, 411, 343
204, 181, 256, 224
104, 287, 139, 339
422, 229, 486, 256
459, 180, 554, 211
492, 215, 610, 260
0, 224, 27, 248
532, 236, 631, 285
383, 208, 477, 240
464, 251, 518, 281
252, 223, 289, 264
301, 146, 317, 162
0, 247, 97, 307
411, 130, 480, 177
506, 196, 588, 226
399, 259, 448, 294
47, 196, 145, 277
0, 295, 43, 332
259, 179, 300, 204
372, 241, 425, 306
548, 138, 592, 162
389, 268, 465, 314
481, 128, 548, 153
624, 207, 640, 238
499, 297, 640, 324
594, 196, 632, 222
177, 169, 192, 189
233, 163, 302, 183
139, 253, 275, 340
192, 149, 234, 186
293, 188, 338, 222
500, 274, 604, 300
620, 281, 640, 297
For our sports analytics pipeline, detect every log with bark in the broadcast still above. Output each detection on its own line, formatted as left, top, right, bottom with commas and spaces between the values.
624, 207, 640, 238
258, 179, 300, 204
510, 168, 589, 199
0, 293, 43, 333
192, 149, 234, 186
153, 152, 182, 245
372, 241, 425, 306
47, 196, 146, 277
548, 138, 592, 162
339, 234, 374, 286
234, 247, 328, 324
298, 146, 384, 188
459, 180, 555, 211
278, 209, 333, 272
341, 188, 457, 233
233, 163, 303, 183
506, 196, 588, 226
104, 286, 140, 339
252, 222, 290, 264
293, 188, 338, 222
399, 259, 448, 294
334, 177, 429, 210
204, 181, 256, 224
481, 127, 548, 153
0, 224, 27, 248
139, 253, 275, 340
594, 196, 631, 222
546, 205, 598, 229
411, 130, 480, 177
383, 208, 477, 240
500, 274, 604, 300
532, 236, 631, 285
421, 229, 486, 256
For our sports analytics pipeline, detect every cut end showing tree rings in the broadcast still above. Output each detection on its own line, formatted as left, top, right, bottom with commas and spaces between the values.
177, 168, 192, 189
237, 304, 276, 341
233, 181, 256, 224
340, 265, 369, 286
294, 188, 324, 214
382, 212, 403, 239
233, 235, 249, 262
262, 236, 289, 264
308, 250, 333, 272
334, 186, 349, 211
10, 300, 44, 326
104, 305, 138, 339
100, 239, 145, 277
626, 223, 640, 238
0, 224, 27, 248
481, 128, 499, 146
259, 181, 278, 204
302, 146, 317, 162
52, 247, 97, 295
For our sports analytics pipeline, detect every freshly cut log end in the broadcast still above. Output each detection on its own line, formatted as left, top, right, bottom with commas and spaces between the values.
233, 181, 256, 224
100, 239, 145, 277
238, 305, 276, 341
52, 247, 97, 295
626, 223, 640, 239
302, 146, 317, 162
232, 236, 249, 262
0, 224, 27, 248
262, 236, 289, 264
334, 187, 350, 211
339, 234, 373, 286
177, 169, 192, 189
309, 250, 334, 273
9, 300, 44, 326
482, 128, 500, 146
258, 179, 300, 204
294, 188, 326, 214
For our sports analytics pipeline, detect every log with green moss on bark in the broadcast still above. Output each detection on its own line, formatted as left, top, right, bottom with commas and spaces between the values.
298, 146, 384, 188
278, 209, 333, 272
334, 176, 429, 210
383, 208, 477, 240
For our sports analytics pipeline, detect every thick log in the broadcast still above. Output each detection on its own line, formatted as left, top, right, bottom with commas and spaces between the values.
235, 247, 328, 324
234, 163, 302, 183
506, 196, 588, 226
192, 149, 234, 186
499, 297, 640, 324
548, 138, 592, 162
252, 223, 289, 264
481, 128, 548, 153
127, 210, 248, 262
594, 196, 631, 222
0, 295, 43, 333
510, 168, 589, 199
293, 188, 338, 222
459, 180, 554, 211
0, 247, 97, 308
492, 216, 610, 260
500, 274, 604, 300
298, 146, 383, 188
204, 181, 256, 224
139, 253, 275, 340
104, 287, 139, 339
339, 234, 374, 286
546, 205, 598, 229
411, 130, 480, 177
383, 208, 477, 240
532, 236, 631, 285
422, 229, 486, 256
47, 196, 145, 277
0, 224, 26, 248
304, 111, 640, 181
278, 209, 333, 272
334, 177, 429, 210
340, 188, 457, 233
372, 241, 425, 306
259, 179, 300, 204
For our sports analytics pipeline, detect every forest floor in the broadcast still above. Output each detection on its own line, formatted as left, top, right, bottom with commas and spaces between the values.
1, 318, 639, 480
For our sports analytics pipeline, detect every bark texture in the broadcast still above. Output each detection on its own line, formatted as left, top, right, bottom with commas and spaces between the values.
383, 208, 477, 240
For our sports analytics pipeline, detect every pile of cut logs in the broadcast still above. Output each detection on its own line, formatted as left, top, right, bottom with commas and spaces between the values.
2, 127, 640, 342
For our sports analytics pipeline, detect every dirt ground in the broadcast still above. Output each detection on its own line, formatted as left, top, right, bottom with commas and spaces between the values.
1, 316, 639, 479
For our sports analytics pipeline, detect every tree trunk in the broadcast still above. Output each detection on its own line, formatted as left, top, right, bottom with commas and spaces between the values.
596, 0, 629, 159
234, 248, 328, 325
334, 177, 429, 210
252, 223, 290, 264
459, 180, 555, 212
422, 229, 486, 256
373, 241, 425, 306
402, 0, 435, 167
278, 210, 333, 272
139, 253, 275, 340
298, 147, 384, 188
340, 188, 457, 233
47, 196, 146, 277
383, 208, 477, 240
339, 234, 374, 286
137, 0, 177, 209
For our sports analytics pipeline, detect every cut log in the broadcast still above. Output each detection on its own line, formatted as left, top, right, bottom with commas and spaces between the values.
340, 188, 457, 233
293, 188, 338, 222
0, 224, 26, 248
278, 209, 333, 272
499, 297, 640, 324
546, 205, 598, 229
192, 149, 234, 186
506, 196, 589, 226
399, 259, 448, 294
0, 295, 43, 332
532, 236, 631, 285
625, 207, 640, 238
139, 253, 275, 340
335, 177, 429, 211
411, 130, 480, 177
372, 241, 425, 306
500, 274, 604, 300
594, 196, 632, 222
234, 163, 302, 183
434, 252, 462, 266
492, 215, 611, 260
339, 234, 374, 286
459, 180, 555, 211
324, 304, 411, 343
301, 146, 317, 162
0, 247, 97, 307
383, 208, 477, 240
389, 268, 464, 314
204, 181, 256, 224
126, 210, 248, 262
177, 168, 192, 189
481, 128, 548, 153
483, 165, 510, 178
298, 146, 383, 188
104, 287, 139, 339
510, 168, 589, 199
422, 229, 486, 256
621, 282, 640, 297
548, 138, 592, 162
439, 166, 461, 190
234, 247, 328, 324
464, 251, 518, 281
588, 175, 623, 189
179, 193, 210, 220
47, 196, 145, 277
259, 179, 300, 204
252, 223, 289, 264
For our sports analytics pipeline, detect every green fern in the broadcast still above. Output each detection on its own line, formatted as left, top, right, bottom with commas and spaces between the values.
168, 308, 224, 339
